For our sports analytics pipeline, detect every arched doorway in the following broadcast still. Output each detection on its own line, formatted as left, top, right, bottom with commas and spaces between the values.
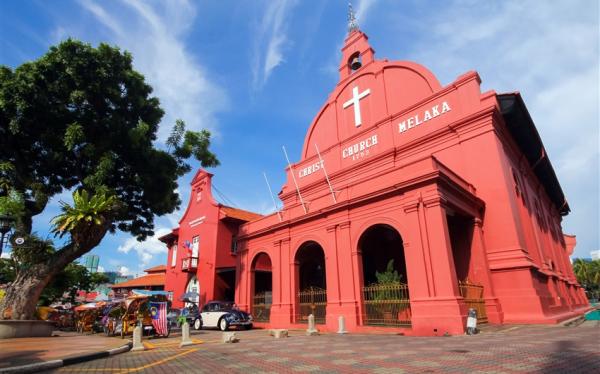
358, 224, 411, 326
185, 275, 199, 305
251, 252, 272, 322
295, 241, 327, 324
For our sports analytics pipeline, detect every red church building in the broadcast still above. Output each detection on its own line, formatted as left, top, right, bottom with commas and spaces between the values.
161, 18, 589, 336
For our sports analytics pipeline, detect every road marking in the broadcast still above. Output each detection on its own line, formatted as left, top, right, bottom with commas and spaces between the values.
117, 348, 199, 373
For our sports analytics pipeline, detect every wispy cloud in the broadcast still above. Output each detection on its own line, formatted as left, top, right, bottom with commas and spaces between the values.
251, 0, 298, 90
76, 0, 228, 141
354, 0, 378, 26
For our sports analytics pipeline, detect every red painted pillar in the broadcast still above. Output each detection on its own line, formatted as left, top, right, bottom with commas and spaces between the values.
269, 239, 292, 326
325, 221, 360, 331
402, 192, 466, 336
471, 218, 504, 323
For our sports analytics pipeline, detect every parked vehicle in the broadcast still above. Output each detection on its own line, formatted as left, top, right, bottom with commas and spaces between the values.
200, 301, 252, 331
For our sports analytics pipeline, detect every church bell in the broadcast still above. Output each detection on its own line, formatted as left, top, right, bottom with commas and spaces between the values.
350, 56, 362, 70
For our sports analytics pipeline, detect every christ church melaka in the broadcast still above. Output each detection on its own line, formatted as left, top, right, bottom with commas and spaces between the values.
160, 19, 590, 336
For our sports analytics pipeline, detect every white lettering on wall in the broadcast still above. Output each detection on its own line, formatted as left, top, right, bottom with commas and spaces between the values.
342, 134, 378, 161
398, 101, 451, 134
298, 160, 325, 179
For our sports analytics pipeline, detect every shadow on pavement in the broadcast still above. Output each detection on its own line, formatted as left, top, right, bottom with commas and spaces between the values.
541, 339, 599, 373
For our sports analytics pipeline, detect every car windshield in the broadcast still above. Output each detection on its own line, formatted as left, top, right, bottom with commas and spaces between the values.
219, 302, 233, 310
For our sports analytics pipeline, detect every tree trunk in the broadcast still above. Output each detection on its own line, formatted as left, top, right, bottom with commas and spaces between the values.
0, 263, 55, 320
0, 222, 109, 320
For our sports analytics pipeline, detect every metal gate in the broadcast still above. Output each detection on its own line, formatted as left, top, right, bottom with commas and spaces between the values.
362, 283, 411, 327
298, 287, 327, 324
458, 281, 488, 323
252, 292, 271, 322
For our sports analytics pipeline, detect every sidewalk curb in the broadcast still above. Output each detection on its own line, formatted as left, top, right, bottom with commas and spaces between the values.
0, 342, 133, 374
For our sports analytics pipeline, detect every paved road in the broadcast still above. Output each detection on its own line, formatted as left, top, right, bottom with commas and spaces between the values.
50, 321, 599, 373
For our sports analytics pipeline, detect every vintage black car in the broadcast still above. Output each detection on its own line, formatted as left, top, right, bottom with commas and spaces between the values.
200, 301, 252, 331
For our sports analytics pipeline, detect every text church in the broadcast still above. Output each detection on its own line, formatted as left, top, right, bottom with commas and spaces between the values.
160, 11, 589, 336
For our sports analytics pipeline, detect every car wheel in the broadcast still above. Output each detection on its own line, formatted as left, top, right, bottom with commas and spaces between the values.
244, 324, 253, 330
218, 317, 229, 331
194, 318, 202, 330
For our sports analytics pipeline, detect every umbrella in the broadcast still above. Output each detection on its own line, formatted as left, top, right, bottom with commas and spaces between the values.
179, 291, 199, 301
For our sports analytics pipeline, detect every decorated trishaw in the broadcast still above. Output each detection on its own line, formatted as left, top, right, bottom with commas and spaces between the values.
101, 300, 125, 336
119, 290, 171, 338
74, 303, 103, 333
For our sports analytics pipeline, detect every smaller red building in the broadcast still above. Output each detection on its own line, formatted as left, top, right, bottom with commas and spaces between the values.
111, 265, 166, 298
159, 171, 262, 308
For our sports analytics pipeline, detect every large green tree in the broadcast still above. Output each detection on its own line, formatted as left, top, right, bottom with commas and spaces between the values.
573, 258, 600, 300
0, 39, 218, 319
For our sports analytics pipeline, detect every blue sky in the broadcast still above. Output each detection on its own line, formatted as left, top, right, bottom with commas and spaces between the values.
1, 0, 598, 276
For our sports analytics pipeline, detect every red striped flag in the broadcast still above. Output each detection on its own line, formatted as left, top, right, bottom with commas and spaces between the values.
149, 302, 168, 336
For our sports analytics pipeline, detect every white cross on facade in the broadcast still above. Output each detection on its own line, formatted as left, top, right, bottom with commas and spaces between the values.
343, 86, 371, 127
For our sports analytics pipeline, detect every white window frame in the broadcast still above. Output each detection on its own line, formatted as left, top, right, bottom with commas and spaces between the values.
171, 244, 177, 267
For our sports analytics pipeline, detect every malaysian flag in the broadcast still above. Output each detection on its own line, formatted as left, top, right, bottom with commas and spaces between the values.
149, 302, 168, 336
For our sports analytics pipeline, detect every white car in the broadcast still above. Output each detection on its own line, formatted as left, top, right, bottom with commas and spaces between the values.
200, 301, 253, 331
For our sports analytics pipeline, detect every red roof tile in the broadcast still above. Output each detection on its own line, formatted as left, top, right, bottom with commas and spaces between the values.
110, 274, 165, 289
143, 264, 166, 273
221, 206, 262, 222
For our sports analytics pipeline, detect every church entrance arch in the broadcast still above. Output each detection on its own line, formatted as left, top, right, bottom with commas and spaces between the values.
358, 224, 411, 327
251, 252, 272, 322
294, 241, 327, 324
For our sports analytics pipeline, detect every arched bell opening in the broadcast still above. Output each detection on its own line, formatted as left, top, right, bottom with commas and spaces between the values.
358, 224, 411, 327
251, 252, 272, 322
294, 241, 327, 324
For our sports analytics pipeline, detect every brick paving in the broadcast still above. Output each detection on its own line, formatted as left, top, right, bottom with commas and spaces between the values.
38, 321, 600, 373
0, 331, 126, 369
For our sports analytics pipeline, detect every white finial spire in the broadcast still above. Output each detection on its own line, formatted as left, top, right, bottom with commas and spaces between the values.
348, 2, 359, 33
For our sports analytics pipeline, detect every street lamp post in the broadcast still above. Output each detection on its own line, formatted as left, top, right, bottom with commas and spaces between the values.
0, 214, 15, 258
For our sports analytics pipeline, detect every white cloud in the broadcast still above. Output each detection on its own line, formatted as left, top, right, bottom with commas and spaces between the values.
118, 265, 135, 277
97, 265, 105, 273
252, 0, 298, 90
117, 227, 170, 268
1, 252, 11, 259
77, 0, 228, 141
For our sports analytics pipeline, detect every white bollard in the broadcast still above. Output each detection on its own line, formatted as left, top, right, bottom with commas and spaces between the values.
180, 321, 193, 347
222, 332, 239, 343
269, 329, 289, 338
131, 325, 145, 351
306, 314, 319, 336
337, 315, 348, 334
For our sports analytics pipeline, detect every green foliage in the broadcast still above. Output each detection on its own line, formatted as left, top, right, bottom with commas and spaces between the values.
0, 189, 25, 220
375, 259, 402, 285
0, 258, 16, 284
0, 38, 219, 241
51, 189, 119, 238
10, 235, 55, 266
38, 263, 95, 306
573, 258, 600, 300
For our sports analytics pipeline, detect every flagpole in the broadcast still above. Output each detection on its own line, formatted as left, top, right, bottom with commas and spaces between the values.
263, 172, 283, 222
282, 146, 308, 214
314, 143, 337, 204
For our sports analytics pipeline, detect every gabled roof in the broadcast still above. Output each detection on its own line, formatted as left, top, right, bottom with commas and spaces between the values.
110, 273, 165, 289
497, 93, 570, 216
221, 206, 263, 222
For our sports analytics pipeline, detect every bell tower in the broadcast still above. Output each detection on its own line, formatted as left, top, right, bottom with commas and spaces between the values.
339, 3, 375, 81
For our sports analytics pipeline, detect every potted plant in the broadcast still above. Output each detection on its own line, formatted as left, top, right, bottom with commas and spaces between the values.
373, 260, 402, 322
